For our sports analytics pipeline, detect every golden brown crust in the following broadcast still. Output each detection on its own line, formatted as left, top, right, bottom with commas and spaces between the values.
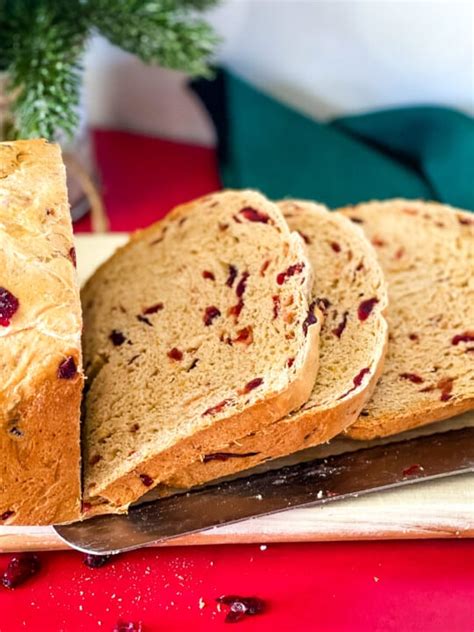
0, 139, 83, 525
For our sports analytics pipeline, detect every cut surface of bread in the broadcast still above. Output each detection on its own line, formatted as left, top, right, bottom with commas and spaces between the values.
152, 200, 388, 493
339, 199, 474, 440
0, 139, 83, 525
81, 190, 321, 514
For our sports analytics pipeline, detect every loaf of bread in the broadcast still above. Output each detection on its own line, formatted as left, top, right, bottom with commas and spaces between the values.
0, 139, 83, 525
81, 190, 321, 514
152, 200, 388, 493
339, 199, 474, 439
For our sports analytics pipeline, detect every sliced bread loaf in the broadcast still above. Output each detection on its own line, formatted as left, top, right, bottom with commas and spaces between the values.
339, 199, 474, 440
152, 200, 388, 493
0, 139, 83, 525
81, 190, 321, 514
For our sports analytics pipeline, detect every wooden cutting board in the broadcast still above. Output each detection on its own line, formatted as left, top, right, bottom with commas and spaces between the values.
2, 234, 473, 552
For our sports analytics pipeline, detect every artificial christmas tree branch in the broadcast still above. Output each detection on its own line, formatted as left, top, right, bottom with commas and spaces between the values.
0, 0, 218, 140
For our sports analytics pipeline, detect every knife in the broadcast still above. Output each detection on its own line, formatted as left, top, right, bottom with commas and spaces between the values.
54, 427, 474, 554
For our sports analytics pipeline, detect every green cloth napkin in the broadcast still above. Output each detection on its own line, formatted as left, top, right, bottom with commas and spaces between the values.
191, 70, 474, 211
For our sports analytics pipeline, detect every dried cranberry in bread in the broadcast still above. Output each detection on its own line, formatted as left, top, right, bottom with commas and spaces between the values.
0, 140, 83, 525
81, 190, 321, 513
340, 199, 474, 439
152, 200, 388, 493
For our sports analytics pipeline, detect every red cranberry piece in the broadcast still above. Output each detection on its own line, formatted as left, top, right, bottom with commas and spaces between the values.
353, 367, 370, 387
437, 377, 454, 401
409, 333, 419, 341
316, 297, 331, 313
216, 595, 266, 623
358, 298, 378, 321
338, 367, 371, 400
203, 451, 259, 463
2, 553, 40, 589
272, 295, 281, 320
400, 373, 424, 384
226, 265, 238, 288
402, 464, 424, 477
452, 331, 474, 345
139, 474, 153, 487
130, 423, 140, 432
303, 301, 318, 336
83, 554, 113, 568
236, 272, 250, 298
113, 621, 143, 632
332, 311, 348, 338
287, 357, 295, 368
69, 247, 77, 267
202, 270, 215, 281
0, 287, 19, 327
203, 399, 232, 416
241, 377, 264, 394
81, 502, 92, 513
234, 326, 253, 345
458, 216, 473, 226
1, 510, 15, 521
204, 305, 221, 326
228, 299, 244, 321
239, 207, 271, 224
143, 303, 164, 315
330, 241, 341, 253
168, 347, 183, 361
276, 262, 305, 285
110, 330, 126, 346
58, 356, 77, 379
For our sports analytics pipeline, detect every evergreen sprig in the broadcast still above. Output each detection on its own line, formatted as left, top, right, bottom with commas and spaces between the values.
0, 0, 218, 140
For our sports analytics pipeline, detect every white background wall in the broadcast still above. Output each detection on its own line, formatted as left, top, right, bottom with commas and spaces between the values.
83, 0, 474, 145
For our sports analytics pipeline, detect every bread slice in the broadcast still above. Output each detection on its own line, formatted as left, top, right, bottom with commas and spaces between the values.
152, 200, 388, 493
0, 139, 83, 525
81, 190, 321, 514
339, 199, 474, 440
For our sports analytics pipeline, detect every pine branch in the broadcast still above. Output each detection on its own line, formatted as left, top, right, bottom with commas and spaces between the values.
1, 0, 218, 139
6, 1, 88, 139
89, 0, 219, 77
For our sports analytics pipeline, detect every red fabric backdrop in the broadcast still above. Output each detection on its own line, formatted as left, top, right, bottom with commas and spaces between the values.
1, 130, 473, 632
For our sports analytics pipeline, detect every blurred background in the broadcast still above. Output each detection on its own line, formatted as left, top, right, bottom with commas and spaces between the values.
84, 0, 473, 143
2, 0, 472, 226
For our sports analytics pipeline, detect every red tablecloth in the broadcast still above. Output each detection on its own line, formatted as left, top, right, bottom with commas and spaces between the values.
1, 130, 473, 632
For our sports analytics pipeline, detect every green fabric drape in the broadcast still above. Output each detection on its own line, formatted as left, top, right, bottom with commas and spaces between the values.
191, 70, 474, 211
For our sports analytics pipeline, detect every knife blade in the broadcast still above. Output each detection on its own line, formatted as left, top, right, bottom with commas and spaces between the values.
54, 427, 474, 554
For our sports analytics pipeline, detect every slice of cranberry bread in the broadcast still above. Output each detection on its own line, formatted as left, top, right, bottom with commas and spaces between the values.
339, 199, 474, 440
81, 190, 321, 514
0, 140, 83, 525
152, 200, 388, 493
